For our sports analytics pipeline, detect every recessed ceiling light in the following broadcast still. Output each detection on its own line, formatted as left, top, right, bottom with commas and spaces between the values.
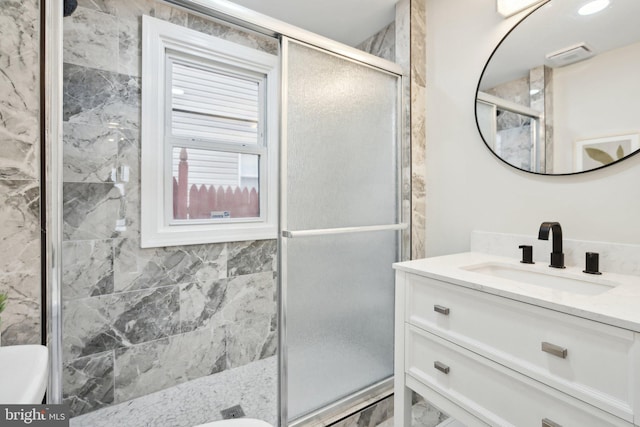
578, 0, 610, 15
530, 89, 541, 95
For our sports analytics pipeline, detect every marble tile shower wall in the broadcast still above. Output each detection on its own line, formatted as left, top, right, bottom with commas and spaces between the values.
0, 0, 41, 346
62, 0, 278, 417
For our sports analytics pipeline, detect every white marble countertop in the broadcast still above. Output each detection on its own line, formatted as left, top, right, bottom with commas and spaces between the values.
394, 252, 640, 333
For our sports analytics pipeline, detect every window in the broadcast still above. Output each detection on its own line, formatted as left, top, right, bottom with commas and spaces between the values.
141, 16, 278, 247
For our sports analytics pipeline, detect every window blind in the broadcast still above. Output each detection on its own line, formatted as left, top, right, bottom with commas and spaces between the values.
171, 62, 260, 144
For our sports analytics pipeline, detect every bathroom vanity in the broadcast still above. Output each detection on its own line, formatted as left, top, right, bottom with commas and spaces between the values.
393, 252, 640, 427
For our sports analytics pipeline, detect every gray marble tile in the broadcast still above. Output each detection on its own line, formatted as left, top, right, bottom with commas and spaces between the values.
118, 13, 142, 77
179, 279, 226, 334
0, 183, 40, 346
76, 0, 154, 17
220, 272, 276, 324
114, 0, 155, 20
226, 315, 274, 369
64, 7, 119, 72
227, 240, 277, 277
113, 239, 227, 292
180, 271, 276, 329
0, 270, 40, 345
70, 356, 277, 427
154, 2, 188, 26
116, 129, 141, 236
76, 0, 116, 14
63, 123, 119, 183
0, 180, 40, 273
114, 326, 226, 403
356, 22, 395, 63
63, 351, 115, 417
62, 239, 114, 300
63, 285, 180, 360
63, 63, 141, 130
179, 271, 277, 367
375, 399, 447, 427
186, 14, 278, 56
63, 182, 124, 241
0, 0, 40, 180
410, 0, 426, 260
223, 272, 277, 368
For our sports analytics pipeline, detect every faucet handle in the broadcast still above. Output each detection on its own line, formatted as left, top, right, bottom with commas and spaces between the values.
583, 252, 602, 275
519, 245, 534, 264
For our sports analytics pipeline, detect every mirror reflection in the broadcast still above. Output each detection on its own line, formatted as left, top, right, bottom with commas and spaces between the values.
476, 0, 640, 175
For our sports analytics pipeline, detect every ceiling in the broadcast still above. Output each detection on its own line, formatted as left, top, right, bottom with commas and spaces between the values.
226, 0, 397, 47
480, 0, 640, 90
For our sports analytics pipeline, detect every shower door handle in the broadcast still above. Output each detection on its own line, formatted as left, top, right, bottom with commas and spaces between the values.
282, 223, 408, 238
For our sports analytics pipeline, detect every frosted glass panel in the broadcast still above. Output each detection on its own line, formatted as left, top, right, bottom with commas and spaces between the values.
283, 40, 401, 422
286, 42, 398, 231
286, 231, 397, 420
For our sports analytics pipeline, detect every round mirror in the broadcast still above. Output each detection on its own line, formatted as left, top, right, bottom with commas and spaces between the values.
476, 0, 640, 175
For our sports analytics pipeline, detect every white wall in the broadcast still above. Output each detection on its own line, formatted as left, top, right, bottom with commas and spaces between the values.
424, 0, 640, 257
553, 41, 640, 171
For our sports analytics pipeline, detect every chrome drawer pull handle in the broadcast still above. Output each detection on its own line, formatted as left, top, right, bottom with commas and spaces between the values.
541, 342, 567, 359
434, 361, 450, 374
542, 418, 562, 427
434, 305, 450, 315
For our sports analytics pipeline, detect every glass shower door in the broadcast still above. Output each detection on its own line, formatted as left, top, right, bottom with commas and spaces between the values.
280, 38, 404, 423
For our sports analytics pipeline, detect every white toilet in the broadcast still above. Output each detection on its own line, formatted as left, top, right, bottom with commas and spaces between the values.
195, 419, 273, 427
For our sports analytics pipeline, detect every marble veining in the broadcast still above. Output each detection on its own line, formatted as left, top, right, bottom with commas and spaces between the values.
63, 63, 141, 130
64, 7, 119, 72
0, 0, 40, 181
186, 14, 278, 56
0, 270, 40, 345
63, 285, 180, 359
62, 239, 115, 300
63, 123, 119, 183
63, 182, 124, 241
113, 239, 227, 292
114, 326, 227, 402
0, 0, 41, 346
153, 3, 188, 26
63, 351, 115, 416
227, 240, 277, 277
0, 180, 40, 344
410, 0, 426, 260
356, 22, 396, 63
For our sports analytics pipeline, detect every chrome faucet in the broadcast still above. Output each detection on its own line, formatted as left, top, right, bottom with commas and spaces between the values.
538, 222, 565, 269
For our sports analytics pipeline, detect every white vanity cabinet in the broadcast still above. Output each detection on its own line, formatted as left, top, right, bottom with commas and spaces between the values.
394, 266, 640, 427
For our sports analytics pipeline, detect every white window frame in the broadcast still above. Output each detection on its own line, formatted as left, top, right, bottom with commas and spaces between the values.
141, 16, 279, 248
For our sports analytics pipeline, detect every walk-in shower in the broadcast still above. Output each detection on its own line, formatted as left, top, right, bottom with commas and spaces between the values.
46, 1, 408, 425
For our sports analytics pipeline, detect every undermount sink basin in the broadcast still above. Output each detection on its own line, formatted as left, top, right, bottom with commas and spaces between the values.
0, 344, 48, 404
463, 262, 617, 296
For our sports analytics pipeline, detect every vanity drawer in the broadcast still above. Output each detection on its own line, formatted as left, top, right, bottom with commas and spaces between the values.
405, 274, 637, 421
406, 325, 632, 427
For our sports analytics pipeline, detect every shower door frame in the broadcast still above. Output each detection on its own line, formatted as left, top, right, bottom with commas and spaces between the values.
44, 0, 408, 422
